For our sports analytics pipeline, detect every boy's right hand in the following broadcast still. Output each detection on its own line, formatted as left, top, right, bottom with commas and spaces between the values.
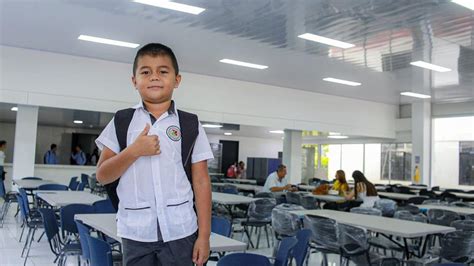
130, 124, 161, 157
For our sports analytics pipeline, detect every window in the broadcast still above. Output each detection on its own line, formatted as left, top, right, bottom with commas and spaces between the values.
381, 143, 412, 181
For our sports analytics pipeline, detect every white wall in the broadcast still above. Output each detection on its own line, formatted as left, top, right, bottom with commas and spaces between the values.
206, 134, 282, 165
432, 116, 474, 189
0, 46, 398, 139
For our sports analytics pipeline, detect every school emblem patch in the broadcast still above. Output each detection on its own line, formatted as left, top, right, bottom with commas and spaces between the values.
166, 125, 181, 141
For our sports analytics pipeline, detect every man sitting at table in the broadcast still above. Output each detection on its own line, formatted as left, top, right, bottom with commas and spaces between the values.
262, 164, 297, 192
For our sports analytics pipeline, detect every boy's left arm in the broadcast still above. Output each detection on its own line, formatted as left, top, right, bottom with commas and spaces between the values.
191, 160, 212, 266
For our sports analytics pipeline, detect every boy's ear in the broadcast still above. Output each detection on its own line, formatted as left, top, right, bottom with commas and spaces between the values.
131, 75, 137, 89
174, 74, 182, 88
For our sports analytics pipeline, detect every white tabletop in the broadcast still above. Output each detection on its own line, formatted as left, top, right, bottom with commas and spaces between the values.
212, 192, 257, 205
290, 209, 455, 238
408, 185, 429, 190
13, 179, 56, 190
297, 185, 315, 191
433, 191, 474, 200
378, 192, 427, 201
222, 178, 257, 184
35, 191, 105, 207
75, 214, 247, 252
307, 194, 346, 202
419, 204, 474, 215
212, 183, 263, 192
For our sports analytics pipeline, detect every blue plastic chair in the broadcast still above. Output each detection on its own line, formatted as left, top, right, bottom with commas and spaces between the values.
60, 204, 95, 238
212, 216, 232, 237
75, 220, 91, 264
80, 174, 90, 188
68, 177, 79, 190
38, 184, 69, 191
93, 199, 116, 214
22, 177, 43, 180
293, 229, 312, 266
217, 253, 272, 266
274, 236, 298, 266
222, 187, 239, 195
86, 234, 113, 266
77, 182, 87, 191
39, 208, 81, 265
17, 194, 43, 265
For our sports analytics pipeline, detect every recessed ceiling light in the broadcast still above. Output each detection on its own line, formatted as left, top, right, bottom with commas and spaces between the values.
133, 0, 205, 15
11, 107, 18, 112
298, 33, 355, 49
202, 124, 223, 128
328, 135, 349, 139
400, 92, 432, 99
410, 61, 451, 72
329, 132, 341, 136
78, 35, 139, 48
73, 120, 84, 124
219, 59, 268, 70
224, 132, 232, 136
323, 77, 361, 86
269, 130, 285, 134
452, 0, 474, 10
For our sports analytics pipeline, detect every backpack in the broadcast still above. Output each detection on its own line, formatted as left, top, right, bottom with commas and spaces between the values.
104, 108, 199, 211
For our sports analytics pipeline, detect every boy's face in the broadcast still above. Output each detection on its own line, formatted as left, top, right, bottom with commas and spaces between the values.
132, 54, 181, 104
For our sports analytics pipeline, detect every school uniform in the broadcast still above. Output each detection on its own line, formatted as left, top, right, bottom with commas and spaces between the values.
95, 100, 213, 265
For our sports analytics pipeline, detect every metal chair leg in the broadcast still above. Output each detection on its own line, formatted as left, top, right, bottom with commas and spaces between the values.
21, 227, 32, 257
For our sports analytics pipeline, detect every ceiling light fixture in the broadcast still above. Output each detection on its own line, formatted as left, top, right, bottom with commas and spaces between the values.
328, 135, 349, 139
452, 0, 474, 10
400, 92, 431, 99
78, 35, 139, 48
269, 130, 285, 134
410, 61, 451, 72
219, 59, 268, 70
11, 107, 18, 112
298, 33, 355, 49
133, 0, 205, 15
224, 132, 232, 136
202, 124, 223, 128
73, 120, 84, 124
323, 77, 361, 86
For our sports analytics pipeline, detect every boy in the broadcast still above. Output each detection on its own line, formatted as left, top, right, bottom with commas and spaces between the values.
95, 43, 213, 266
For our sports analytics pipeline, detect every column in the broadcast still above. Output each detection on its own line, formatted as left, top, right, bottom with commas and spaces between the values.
282, 129, 302, 184
12, 105, 39, 180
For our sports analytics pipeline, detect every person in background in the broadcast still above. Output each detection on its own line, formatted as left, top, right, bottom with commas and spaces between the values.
71, 145, 86, 165
226, 162, 237, 179
236, 161, 246, 179
262, 164, 297, 192
344, 170, 379, 207
0, 140, 6, 181
43, 143, 58, 164
89, 147, 100, 166
331, 170, 349, 196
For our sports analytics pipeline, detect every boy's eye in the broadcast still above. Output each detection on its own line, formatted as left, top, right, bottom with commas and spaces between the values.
160, 71, 168, 74
141, 71, 149, 75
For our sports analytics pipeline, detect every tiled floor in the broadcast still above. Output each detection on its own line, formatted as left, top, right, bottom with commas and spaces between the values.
1, 201, 342, 266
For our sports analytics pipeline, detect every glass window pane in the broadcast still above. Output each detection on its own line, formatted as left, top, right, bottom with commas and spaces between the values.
341, 144, 363, 178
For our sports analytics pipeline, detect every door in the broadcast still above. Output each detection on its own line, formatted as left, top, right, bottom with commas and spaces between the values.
220, 140, 239, 177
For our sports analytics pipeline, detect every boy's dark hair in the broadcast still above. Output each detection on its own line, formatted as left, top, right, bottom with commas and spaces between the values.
51, 144, 57, 150
0, 140, 6, 147
132, 43, 179, 76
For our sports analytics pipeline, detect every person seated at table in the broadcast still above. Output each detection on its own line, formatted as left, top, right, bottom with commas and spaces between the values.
344, 170, 379, 207
331, 170, 350, 196
262, 164, 297, 192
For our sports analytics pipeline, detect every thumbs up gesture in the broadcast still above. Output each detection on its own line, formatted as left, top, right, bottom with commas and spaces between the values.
130, 124, 161, 157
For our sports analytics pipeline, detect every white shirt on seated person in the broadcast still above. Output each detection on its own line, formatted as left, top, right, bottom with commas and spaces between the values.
262, 165, 296, 193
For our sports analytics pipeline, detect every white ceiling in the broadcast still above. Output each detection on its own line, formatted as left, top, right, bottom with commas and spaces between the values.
1, 0, 473, 105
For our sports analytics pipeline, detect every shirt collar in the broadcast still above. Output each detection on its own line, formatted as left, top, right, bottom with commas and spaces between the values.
133, 100, 176, 115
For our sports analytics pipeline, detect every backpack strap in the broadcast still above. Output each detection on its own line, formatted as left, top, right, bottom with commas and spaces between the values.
177, 109, 199, 185
105, 108, 135, 211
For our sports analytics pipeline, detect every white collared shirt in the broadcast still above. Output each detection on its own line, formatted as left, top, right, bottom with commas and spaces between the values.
95, 101, 214, 242
262, 171, 288, 192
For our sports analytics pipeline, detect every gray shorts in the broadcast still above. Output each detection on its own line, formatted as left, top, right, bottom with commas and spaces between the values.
122, 232, 197, 266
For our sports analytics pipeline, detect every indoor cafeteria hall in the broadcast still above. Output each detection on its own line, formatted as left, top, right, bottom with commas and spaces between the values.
1, 0, 474, 266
